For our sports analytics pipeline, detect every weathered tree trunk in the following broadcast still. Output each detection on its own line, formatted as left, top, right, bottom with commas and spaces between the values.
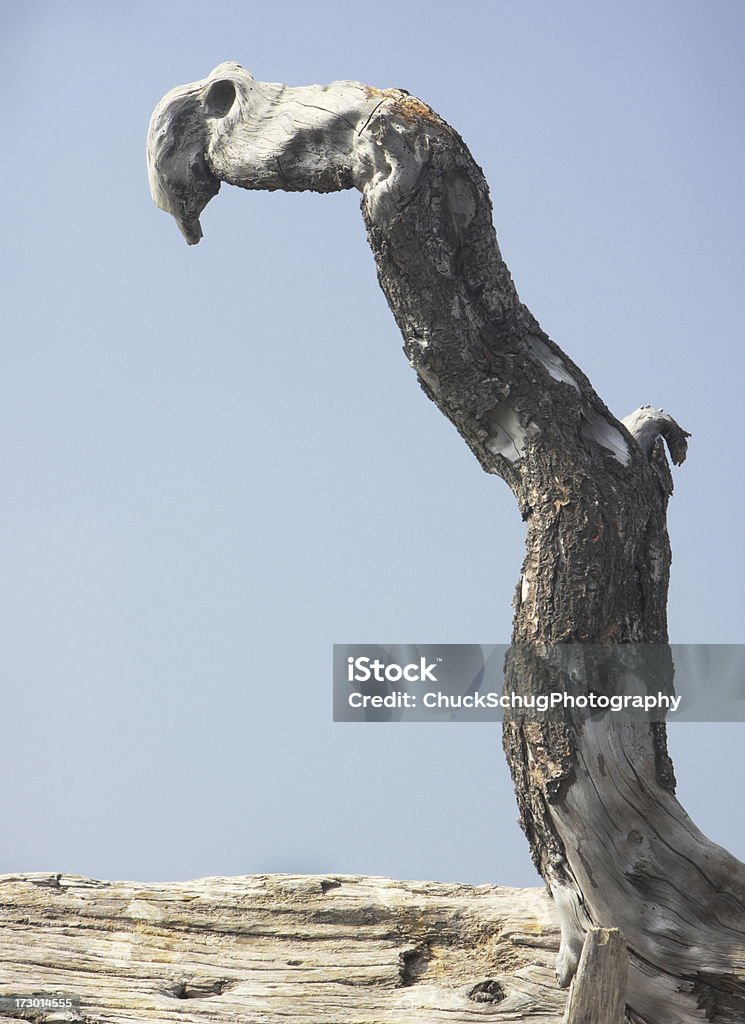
147, 64, 745, 1022
0, 872, 565, 1022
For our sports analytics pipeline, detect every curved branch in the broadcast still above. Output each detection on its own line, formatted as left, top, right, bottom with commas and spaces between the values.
148, 62, 636, 500
148, 65, 745, 1023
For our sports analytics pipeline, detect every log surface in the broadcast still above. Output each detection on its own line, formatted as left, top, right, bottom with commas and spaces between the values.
0, 872, 565, 1022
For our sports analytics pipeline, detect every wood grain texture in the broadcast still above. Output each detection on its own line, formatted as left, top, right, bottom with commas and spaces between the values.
0, 872, 565, 1022
563, 928, 628, 1024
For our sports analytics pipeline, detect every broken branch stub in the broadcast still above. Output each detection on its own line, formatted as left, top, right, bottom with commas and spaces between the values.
563, 927, 628, 1024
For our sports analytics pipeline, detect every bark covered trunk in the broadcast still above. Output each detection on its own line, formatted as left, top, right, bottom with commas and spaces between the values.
147, 64, 745, 1022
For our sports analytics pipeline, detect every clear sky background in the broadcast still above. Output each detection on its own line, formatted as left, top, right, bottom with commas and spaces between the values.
2, 1, 743, 886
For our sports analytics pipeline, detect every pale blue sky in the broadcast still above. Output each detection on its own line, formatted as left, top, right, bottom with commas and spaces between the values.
1, 1, 743, 885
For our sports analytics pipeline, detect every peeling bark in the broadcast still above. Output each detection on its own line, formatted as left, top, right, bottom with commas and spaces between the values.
147, 64, 745, 1022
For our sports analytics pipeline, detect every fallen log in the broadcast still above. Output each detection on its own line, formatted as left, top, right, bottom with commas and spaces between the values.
0, 872, 565, 1022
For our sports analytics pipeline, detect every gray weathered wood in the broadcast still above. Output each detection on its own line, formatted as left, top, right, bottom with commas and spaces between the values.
563, 928, 628, 1024
0, 872, 566, 1022
146, 64, 745, 1022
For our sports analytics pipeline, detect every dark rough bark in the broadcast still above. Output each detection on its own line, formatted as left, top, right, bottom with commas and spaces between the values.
147, 64, 745, 1023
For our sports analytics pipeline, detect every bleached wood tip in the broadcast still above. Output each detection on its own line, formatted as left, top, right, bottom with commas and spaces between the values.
621, 405, 690, 466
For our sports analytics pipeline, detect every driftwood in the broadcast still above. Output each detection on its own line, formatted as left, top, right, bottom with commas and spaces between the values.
0, 872, 566, 1022
146, 64, 745, 1022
